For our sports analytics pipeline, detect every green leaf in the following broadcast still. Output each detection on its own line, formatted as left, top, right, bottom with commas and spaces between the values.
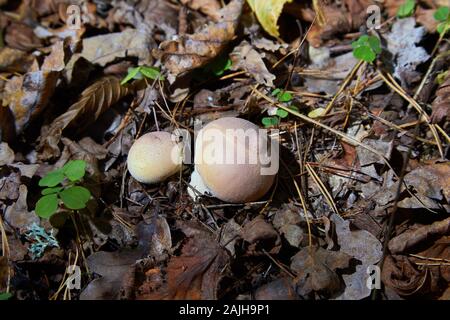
352, 35, 380, 63
277, 91, 293, 102
308, 107, 326, 118
60, 186, 91, 210
276, 108, 289, 118
247, 0, 294, 38
261, 117, 280, 128
38, 170, 65, 187
271, 88, 281, 96
353, 46, 376, 63
42, 187, 63, 195
121, 67, 141, 85
35, 194, 59, 218
397, 0, 415, 18
434, 6, 449, 21
368, 36, 381, 54
437, 22, 448, 35
63, 160, 86, 182
0, 292, 13, 300
140, 66, 164, 80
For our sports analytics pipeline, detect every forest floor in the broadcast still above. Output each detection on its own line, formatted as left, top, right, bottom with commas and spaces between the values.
0, 0, 449, 300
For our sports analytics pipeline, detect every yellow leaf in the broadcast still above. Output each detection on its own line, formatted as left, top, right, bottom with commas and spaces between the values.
308, 107, 326, 119
247, 0, 293, 38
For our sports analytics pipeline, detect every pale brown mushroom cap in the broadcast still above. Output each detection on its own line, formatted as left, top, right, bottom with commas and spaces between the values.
127, 131, 182, 184
195, 117, 278, 203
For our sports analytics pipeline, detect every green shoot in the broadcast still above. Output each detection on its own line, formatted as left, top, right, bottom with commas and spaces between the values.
121, 66, 164, 85
36, 160, 91, 219
351, 35, 381, 63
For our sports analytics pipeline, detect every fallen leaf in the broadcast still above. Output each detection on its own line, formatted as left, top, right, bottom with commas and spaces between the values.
75, 29, 155, 67
230, 40, 276, 86
154, 0, 243, 82
247, 0, 293, 38
241, 216, 281, 255
80, 221, 164, 300
2, 41, 69, 134
4, 185, 40, 232
291, 246, 352, 298
141, 222, 228, 300
389, 217, 450, 254
331, 214, 383, 300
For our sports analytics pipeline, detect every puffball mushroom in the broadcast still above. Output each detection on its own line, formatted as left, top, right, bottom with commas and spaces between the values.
194, 117, 278, 203
127, 131, 182, 184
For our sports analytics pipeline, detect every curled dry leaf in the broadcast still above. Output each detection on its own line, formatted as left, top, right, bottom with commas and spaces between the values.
2, 41, 69, 134
431, 71, 450, 124
383, 236, 450, 297
154, 0, 244, 82
38, 77, 133, 160
230, 40, 276, 86
388, 217, 450, 255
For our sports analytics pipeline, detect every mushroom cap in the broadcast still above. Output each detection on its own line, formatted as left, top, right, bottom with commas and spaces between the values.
127, 131, 182, 184
195, 117, 278, 203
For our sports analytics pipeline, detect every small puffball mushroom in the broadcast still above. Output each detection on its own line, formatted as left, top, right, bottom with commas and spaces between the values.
127, 131, 182, 184
195, 117, 278, 203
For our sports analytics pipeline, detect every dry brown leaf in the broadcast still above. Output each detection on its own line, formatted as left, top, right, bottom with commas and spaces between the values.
383, 236, 450, 297
154, 0, 243, 82
2, 41, 69, 134
306, 0, 376, 47
165, 235, 228, 299
389, 217, 450, 254
37, 77, 132, 160
180, 0, 222, 20
140, 222, 228, 300
291, 246, 352, 298
431, 71, 450, 124
230, 40, 276, 86
241, 216, 281, 255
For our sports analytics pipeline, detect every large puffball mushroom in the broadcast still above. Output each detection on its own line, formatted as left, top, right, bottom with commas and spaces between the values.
127, 131, 182, 184
194, 117, 278, 203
